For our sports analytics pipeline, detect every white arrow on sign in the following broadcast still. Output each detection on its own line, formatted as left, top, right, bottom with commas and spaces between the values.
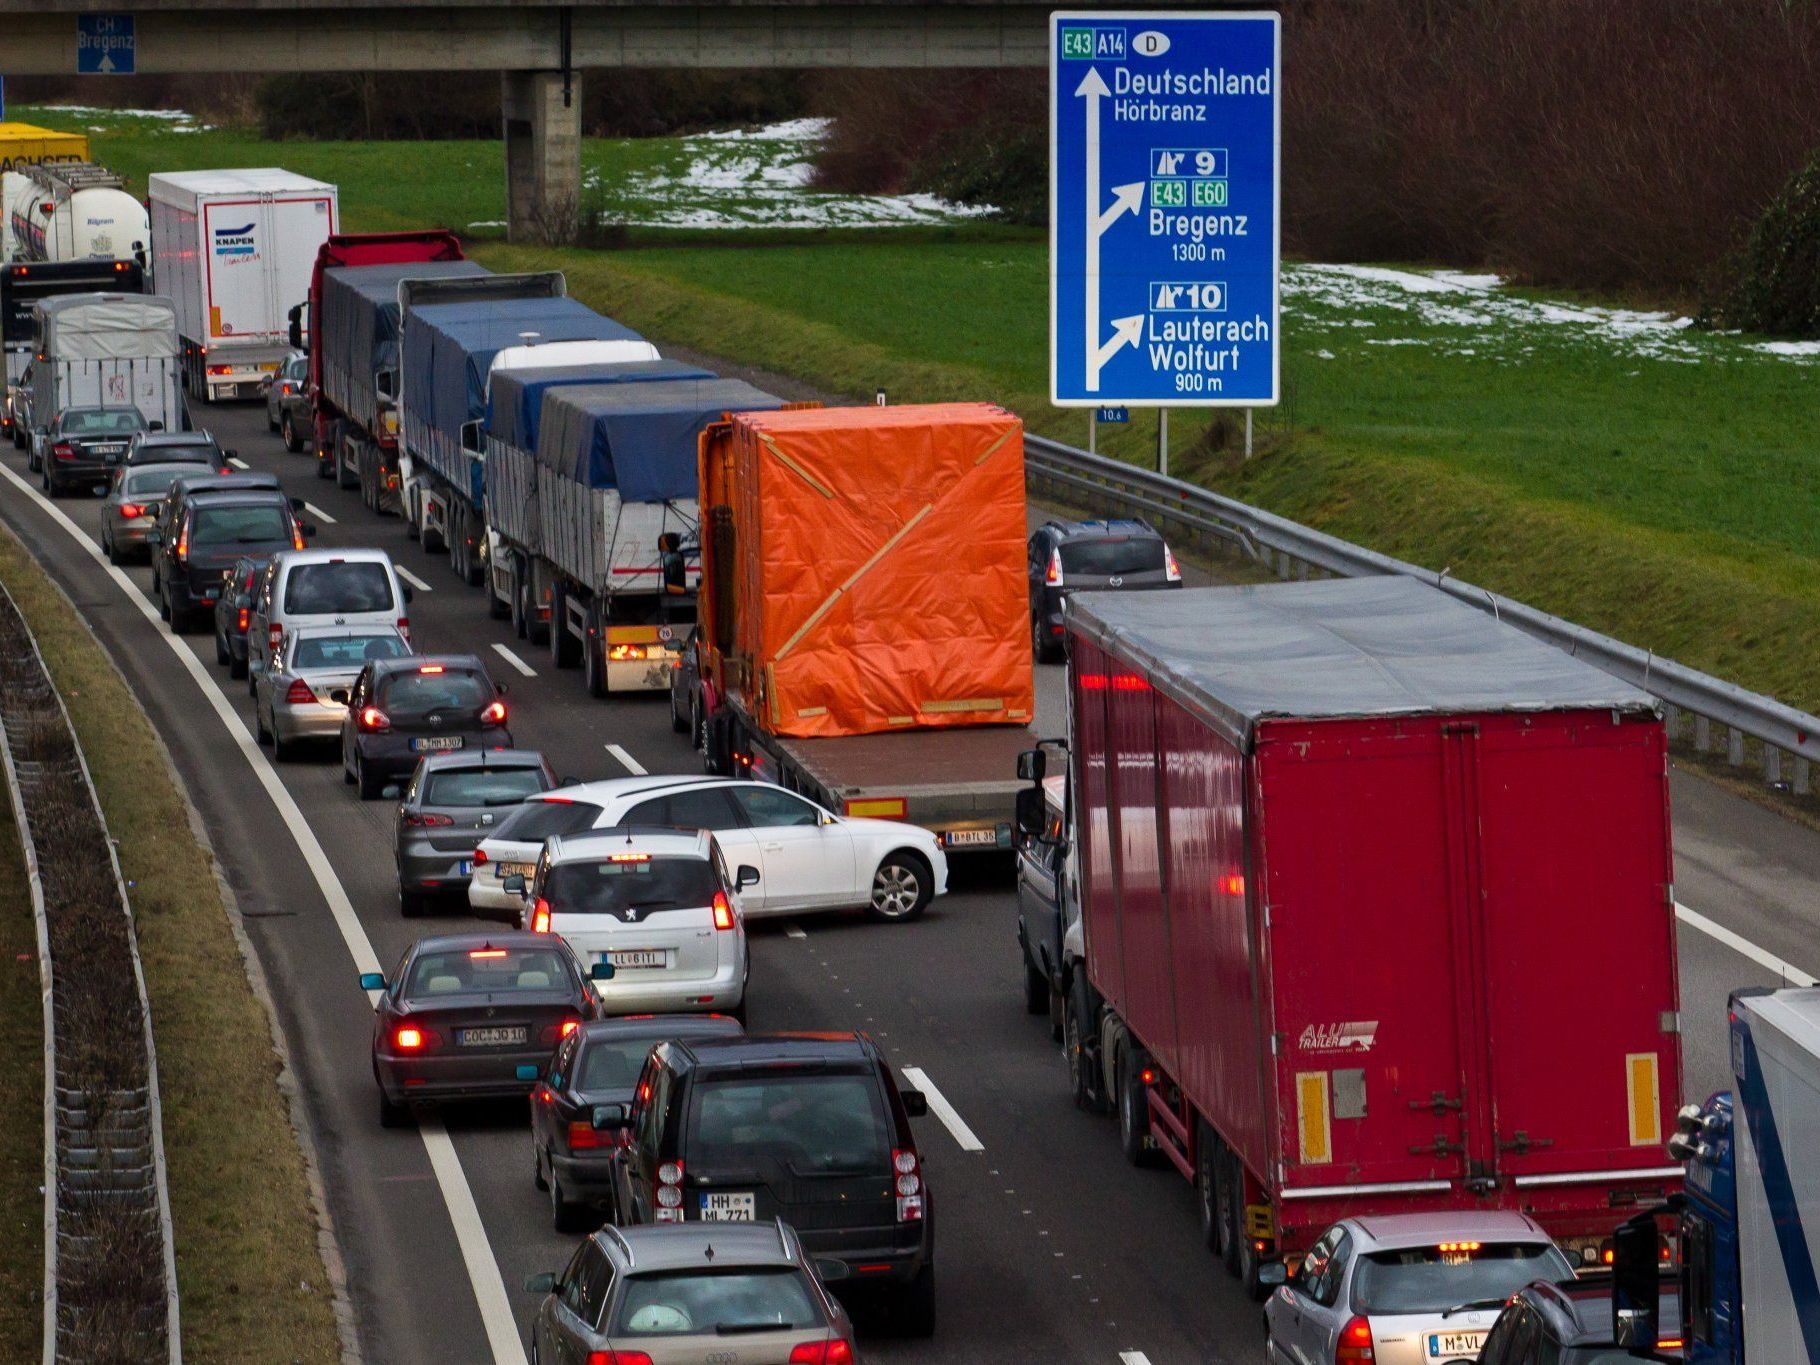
98, 51, 116, 73
1078, 66, 1145, 392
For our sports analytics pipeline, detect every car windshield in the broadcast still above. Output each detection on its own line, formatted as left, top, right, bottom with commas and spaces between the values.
404, 946, 571, 996
491, 799, 604, 842
689, 1072, 890, 1175
1350, 1243, 1575, 1315
424, 767, 547, 808
611, 1269, 822, 1337
543, 857, 719, 916
283, 561, 394, 614
1059, 536, 1166, 576
62, 410, 143, 434
576, 1034, 669, 1091
135, 445, 214, 465
191, 505, 291, 547
291, 633, 408, 669
377, 669, 492, 715
124, 469, 182, 497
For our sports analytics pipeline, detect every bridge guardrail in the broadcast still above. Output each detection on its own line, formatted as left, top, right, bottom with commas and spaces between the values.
1025, 433, 1818, 793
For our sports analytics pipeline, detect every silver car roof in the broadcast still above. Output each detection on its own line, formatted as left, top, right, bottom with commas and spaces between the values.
600, 1221, 797, 1273
546, 827, 712, 864
1344, 1209, 1550, 1251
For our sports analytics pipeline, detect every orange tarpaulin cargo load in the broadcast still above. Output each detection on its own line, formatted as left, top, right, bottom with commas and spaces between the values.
702, 402, 1034, 739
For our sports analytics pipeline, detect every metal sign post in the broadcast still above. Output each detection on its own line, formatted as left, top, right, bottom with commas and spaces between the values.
1050, 11, 1281, 411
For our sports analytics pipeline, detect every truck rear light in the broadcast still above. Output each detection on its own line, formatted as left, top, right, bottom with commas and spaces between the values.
712, 891, 734, 931
530, 899, 551, 934
284, 679, 317, 705
607, 644, 646, 661
52, 442, 74, 461
1335, 1316, 1374, 1361
567, 1119, 607, 1151
844, 796, 907, 819
1164, 546, 1182, 582
1045, 548, 1063, 585
206, 364, 232, 376
893, 1148, 923, 1221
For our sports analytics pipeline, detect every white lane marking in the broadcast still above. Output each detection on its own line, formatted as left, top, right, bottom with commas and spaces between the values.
396, 565, 434, 594
301, 501, 337, 525
784, 923, 807, 940
1677, 901, 1816, 987
0, 459, 529, 1365
1120, 1353, 1153, 1365
604, 743, 646, 776
227, 456, 250, 470
900, 1066, 984, 1153
490, 642, 536, 677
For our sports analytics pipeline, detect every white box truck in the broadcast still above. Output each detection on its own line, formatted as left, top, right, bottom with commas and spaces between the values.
148, 169, 337, 403
26, 293, 184, 462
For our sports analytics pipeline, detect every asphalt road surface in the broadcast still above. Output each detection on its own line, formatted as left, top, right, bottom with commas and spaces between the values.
0, 399, 1811, 1365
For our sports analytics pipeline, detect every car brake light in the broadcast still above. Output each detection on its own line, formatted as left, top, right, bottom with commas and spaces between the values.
119, 502, 144, 519
237, 605, 249, 632
284, 679, 316, 705
893, 1148, 923, 1221
1436, 1241, 1482, 1254
397, 617, 411, 646
404, 812, 453, 827
469, 948, 508, 959
568, 1119, 607, 1151
292, 525, 306, 551
418, 664, 444, 674
472, 847, 489, 866
538, 1018, 582, 1045
1045, 548, 1063, 585
359, 706, 389, 732
530, 899, 551, 934
608, 852, 650, 863
176, 527, 190, 562
659, 1160, 684, 1185
790, 1344, 855, 1365
481, 699, 507, 726
394, 1025, 427, 1051
1164, 546, 1182, 582
1336, 1315, 1375, 1362
712, 890, 734, 931
52, 442, 74, 461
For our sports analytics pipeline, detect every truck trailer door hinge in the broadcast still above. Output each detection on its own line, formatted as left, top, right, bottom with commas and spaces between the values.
1408, 1091, 1463, 1116
1497, 1130, 1554, 1156
1410, 1136, 1465, 1157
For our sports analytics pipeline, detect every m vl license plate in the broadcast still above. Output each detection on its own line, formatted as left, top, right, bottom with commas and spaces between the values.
700, 1191, 755, 1222
1428, 1331, 1486, 1358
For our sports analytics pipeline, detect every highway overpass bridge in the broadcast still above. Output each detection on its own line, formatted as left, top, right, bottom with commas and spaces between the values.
5, 1, 1081, 238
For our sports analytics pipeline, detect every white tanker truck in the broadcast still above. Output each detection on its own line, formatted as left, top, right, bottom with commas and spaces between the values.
3, 162, 148, 266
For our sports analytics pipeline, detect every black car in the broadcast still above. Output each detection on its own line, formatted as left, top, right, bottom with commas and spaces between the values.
125, 429, 231, 471
1477, 1276, 1682, 1364
529, 1013, 744, 1232
608, 1031, 936, 1335
343, 654, 514, 800
1013, 741, 1072, 1028
39, 406, 147, 496
213, 554, 271, 680
149, 488, 310, 633
359, 931, 611, 1128
394, 748, 558, 916
1026, 517, 1182, 662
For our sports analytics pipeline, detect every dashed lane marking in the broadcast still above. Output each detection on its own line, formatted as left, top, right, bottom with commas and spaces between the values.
1677, 901, 1816, 987
900, 1065, 984, 1152
395, 565, 434, 593
227, 456, 250, 469
785, 923, 807, 940
490, 642, 536, 677
302, 501, 337, 525
604, 743, 646, 775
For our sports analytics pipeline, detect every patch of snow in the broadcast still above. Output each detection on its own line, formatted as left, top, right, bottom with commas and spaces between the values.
697, 118, 833, 143
466, 220, 507, 229
1314, 349, 1335, 360
36, 104, 198, 121
1751, 340, 1820, 357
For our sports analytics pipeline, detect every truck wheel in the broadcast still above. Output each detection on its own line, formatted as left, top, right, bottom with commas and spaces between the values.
336, 440, 358, 491
867, 852, 932, 922
1195, 1122, 1223, 1252
1116, 1041, 1163, 1168
584, 616, 608, 699
1064, 975, 1105, 1113
1217, 1145, 1240, 1271
692, 698, 709, 754
509, 561, 528, 638
1032, 612, 1060, 664
1023, 956, 1048, 1015
548, 582, 578, 668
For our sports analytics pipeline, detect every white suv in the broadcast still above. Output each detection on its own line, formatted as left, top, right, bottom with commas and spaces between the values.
480, 775, 947, 924
246, 547, 412, 695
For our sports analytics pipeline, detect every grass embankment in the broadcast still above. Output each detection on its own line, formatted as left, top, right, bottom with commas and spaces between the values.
0, 528, 340, 1362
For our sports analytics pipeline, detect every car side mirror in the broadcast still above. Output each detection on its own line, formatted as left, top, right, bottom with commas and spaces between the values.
358, 972, 386, 991
460, 418, 484, 455
287, 305, 304, 352
813, 1257, 851, 1285
899, 1087, 929, 1118
302, 524, 318, 538
589, 961, 616, 982
290, 496, 305, 511
1017, 748, 1047, 783
381, 784, 402, 800
1014, 785, 1045, 841
401, 585, 414, 604
591, 1102, 627, 1129
523, 1271, 557, 1295
225, 449, 239, 460
503, 874, 526, 893
329, 688, 350, 705
148, 420, 164, 432
144, 530, 163, 546
1258, 1263, 1288, 1288
736, 865, 760, 890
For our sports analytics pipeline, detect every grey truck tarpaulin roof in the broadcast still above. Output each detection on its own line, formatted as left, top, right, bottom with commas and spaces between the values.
34, 293, 178, 359
1065, 576, 1656, 748
533, 377, 785, 503
487, 358, 714, 451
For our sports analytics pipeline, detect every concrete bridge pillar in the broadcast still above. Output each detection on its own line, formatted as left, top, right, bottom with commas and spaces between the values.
501, 70, 581, 244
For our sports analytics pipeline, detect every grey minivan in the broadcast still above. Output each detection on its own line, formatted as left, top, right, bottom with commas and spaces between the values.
246, 547, 411, 696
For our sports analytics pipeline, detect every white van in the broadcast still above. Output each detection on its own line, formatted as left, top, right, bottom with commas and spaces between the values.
245, 547, 412, 691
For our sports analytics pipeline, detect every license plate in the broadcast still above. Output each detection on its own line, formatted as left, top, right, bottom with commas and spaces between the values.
700, 1192, 755, 1222
95, 444, 123, 456
1428, 1331, 1487, 1358
202, 587, 220, 600
496, 862, 535, 880
458, 1026, 526, 1047
458, 860, 473, 876
608, 950, 666, 970
945, 828, 998, 847
412, 736, 464, 752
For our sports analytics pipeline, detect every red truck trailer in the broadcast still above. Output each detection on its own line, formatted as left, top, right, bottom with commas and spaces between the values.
1039, 576, 1682, 1296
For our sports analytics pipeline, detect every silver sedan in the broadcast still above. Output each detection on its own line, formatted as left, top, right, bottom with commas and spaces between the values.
263, 353, 311, 454
100, 461, 203, 565
253, 624, 410, 761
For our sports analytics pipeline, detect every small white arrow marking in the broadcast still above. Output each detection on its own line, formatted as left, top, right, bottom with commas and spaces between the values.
1094, 315, 1145, 373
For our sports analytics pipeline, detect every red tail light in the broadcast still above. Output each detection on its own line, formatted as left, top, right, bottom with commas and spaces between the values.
790, 1343, 855, 1365
176, 527, 190, 562
404, 812, 452, 828
530, 899, 551, 934
712, 890, 734, 931
292, 524, 306, 551
1336, 1316, 1375, 1362
1164, 546, 1182, 582
119, 502, 144, 519
236, 606, 249, 632
267, 623, 282, 658
538, 1017, 582, 1045
587, 1352, 653, 1365
472, 847, 488, 866
52, 442, 74, 461
392, 1023, 439, 1052
396, 617, 411, 647
567, 1119, 607, 1151
358, 706, 390, 732
284, 679, 316, 705
1045, 548, 1063, 585
481, 699, 507, 726
893, 1148, 924, 1222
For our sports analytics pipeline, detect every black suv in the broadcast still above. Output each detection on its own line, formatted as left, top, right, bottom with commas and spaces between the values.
149, 488, 310, 633
342, 654, 514, 800
1477, 1276, 1682, 1364
606, 1031, 936, 1335
39, 406, 147, 496
1027, 518, 1181, 662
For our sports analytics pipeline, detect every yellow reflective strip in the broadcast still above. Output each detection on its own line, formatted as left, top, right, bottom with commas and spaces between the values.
920, 697, 1004, 714
1296, 1072, 1332, 1165
795, 706, 828, 718
845, 798, 907, 819
605, 625, 661, 644
1627, 1053, 1662, 1146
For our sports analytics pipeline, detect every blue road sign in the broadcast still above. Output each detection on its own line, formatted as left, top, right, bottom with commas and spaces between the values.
1095, 406, 1130, 424
76, 14, 136, 75
1050, 11, 1280, 407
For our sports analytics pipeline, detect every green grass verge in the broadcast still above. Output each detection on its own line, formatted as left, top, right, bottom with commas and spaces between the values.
0, 796, 42, 1359
0, 529, 341, 1364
